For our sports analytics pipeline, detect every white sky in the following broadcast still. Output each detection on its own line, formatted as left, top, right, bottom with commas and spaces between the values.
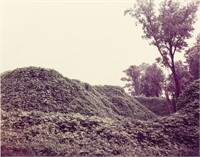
1, 0, 199, 86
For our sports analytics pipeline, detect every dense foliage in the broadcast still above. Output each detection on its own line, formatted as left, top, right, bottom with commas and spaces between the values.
176, 79, 200, 111
1, 67, 199, 156
1, 67, 155, 121
164, 60, 192, 108
125, 0, 199, 111
134, 96, 170, 116
122, 63, 165, 97
185, 34, 200, 80
140, 64, 165, 97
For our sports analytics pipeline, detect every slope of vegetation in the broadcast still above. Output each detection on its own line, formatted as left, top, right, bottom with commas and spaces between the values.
176, 79, 200, 111
1, 67, 199, 156
134, 96, 170, 116
1, 67, 156, 121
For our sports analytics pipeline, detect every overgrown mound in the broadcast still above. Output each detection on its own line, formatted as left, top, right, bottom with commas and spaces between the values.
94, 85, 156, 120
134, 96, 170, 116
1, 68, 199, 156
176, 79, 200, 111
1, 67, 156, 120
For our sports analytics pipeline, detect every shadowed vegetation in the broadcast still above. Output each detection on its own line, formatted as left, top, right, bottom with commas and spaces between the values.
134, 96, 170, 116
1, 67, 199, 156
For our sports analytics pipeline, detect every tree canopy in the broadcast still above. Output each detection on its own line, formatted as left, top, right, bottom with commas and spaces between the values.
122, 63, 165, 97
185, 34, 200, 80
125, 0, 199, 112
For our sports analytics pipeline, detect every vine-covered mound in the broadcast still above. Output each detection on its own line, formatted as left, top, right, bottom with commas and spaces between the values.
1, 67, 199, 156
176, 79, 200, 111
1, 67, 156, 120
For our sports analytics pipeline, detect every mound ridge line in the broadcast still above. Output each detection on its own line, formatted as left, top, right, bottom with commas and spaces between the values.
1, 67, 156, 120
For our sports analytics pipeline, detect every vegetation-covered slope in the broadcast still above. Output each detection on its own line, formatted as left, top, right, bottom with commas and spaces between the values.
1, 67, 156, 120
1, 67, 199, 156
134, 96, 170, 116
176, 79, 200, 111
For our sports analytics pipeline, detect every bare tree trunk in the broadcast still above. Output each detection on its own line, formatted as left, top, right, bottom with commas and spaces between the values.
133, 78, 140, 96
164, 88, 173, 114
169, 49, 180, 112
170, 60, 180, 112
171, 67, 180, 98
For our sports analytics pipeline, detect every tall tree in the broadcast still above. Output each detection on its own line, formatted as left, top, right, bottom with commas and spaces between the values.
185, 34, 200, 80
125, 0, 199, 112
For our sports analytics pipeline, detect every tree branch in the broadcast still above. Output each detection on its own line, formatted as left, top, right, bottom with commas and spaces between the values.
173, 36, 182, 55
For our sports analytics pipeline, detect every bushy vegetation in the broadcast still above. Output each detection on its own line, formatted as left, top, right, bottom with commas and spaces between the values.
1, 67, 199, 156
176, 79, 200, 111
185, 34, 200, 81
134, 96, 170, 116
94, 85, 156, 120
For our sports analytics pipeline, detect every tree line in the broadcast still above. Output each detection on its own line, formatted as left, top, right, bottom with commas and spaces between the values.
122, 0, 199, 113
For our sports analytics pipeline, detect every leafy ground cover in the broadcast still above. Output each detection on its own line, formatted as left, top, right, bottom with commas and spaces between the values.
1, 67, 156, 120
134, 96, 170, 116
1, 67, 199, 156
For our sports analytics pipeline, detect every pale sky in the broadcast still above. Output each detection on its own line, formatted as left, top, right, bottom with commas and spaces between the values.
1, 0, 199, 86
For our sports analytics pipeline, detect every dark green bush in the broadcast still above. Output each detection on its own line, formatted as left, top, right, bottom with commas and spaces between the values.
176, 79, 200, 111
